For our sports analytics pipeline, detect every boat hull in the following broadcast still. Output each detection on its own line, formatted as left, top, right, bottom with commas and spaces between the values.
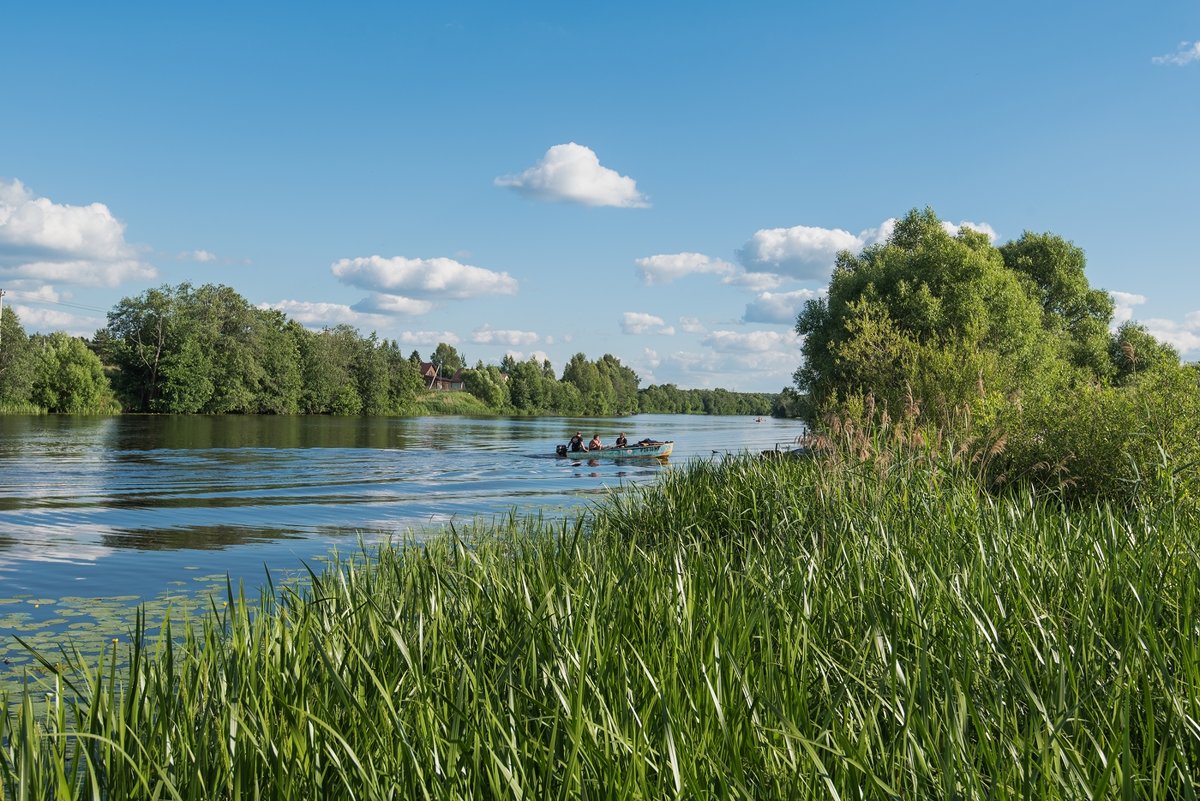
556, 441, 673, 460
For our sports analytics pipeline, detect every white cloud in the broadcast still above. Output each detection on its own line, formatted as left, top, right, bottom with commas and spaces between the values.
179, 249, 217, 262
259, 300, 392, 328
1142, 318, 1200, 354
702, 329, 801, 353
635, 252, 734, 285
656, 348, 799, 389
721, 271, 784, 291
679, 316, 706, 334
621, 312, 674, 335
332, 255, 518, 299
472, 324, 540, 346
351, 293, 435, 316
0, 178, 155, 287
643, 347, 661, 368
10, 304, 101, 337
1109, 290, 1148, 328
396, 330, 461, 347
859, 218, 897, 246
941, 220, 998, 241
1102, 292, 1200, 357
1154, 41, 1200, 66
495, 143, 649, 208
505, 349, 551, 365
737, 217, 997, 281
736, 224, 861, 280
742, 288, 822, 324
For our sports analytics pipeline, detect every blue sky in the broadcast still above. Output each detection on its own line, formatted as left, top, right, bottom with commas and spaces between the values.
1, 1, 1197, 392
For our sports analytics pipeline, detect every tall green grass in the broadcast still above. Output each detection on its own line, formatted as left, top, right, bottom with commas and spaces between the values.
3, 446, 1199, 798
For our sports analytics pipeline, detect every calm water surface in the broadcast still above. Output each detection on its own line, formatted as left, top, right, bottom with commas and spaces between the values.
0, 414, 805, 603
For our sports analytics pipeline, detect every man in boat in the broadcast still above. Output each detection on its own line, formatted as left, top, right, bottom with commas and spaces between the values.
588, 434, 603, 451
614, 432, 628, 448
568, 432, 585, 452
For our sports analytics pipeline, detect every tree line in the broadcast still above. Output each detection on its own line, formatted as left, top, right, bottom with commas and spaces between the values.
0, 282, 778, 416
793, 207, 1199, 503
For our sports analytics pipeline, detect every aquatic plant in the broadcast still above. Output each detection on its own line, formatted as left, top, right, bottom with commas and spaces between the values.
3, 447, 1198, 798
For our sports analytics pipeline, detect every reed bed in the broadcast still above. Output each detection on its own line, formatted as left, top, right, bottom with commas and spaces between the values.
3, 446, 1199, 799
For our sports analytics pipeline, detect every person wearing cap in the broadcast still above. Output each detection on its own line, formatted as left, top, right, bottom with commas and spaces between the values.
568, 432, 585, 452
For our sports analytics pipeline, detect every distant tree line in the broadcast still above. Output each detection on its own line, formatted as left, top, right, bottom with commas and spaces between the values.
0, 282, 781, 417
637, 384, 777, 416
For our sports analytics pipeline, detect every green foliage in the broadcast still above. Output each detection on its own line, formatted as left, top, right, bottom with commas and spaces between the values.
797, 208, 1054, 424
461, 364, 509, 408
6, 453, 1200, 797
429, 342, 464, 377
30, 332, 120, 414
1110, 321, 1180, 386
995, 362, 1200, 504
0, 306, 38, 408
1001, 231, 1116, 378
793, 207, 1196, 504
638, 383, 778, 416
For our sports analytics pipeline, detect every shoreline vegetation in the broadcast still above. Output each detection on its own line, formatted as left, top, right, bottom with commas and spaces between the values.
0, 286, 783, 419
3, 439, 1198, 797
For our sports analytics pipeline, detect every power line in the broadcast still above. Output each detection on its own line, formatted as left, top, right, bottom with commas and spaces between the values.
1, 292, 110, 315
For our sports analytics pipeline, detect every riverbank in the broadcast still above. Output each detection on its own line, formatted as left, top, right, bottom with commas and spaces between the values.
4, 447, 1198, 798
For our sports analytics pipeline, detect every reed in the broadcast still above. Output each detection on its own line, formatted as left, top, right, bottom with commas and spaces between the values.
3, 444, 1199, 798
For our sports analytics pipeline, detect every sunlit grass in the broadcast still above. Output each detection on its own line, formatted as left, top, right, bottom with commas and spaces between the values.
3, 447, 1199, 798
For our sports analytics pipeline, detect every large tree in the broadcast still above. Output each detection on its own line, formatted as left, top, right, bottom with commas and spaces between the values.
30, 332, 119, 414
795, 208, 1059, 424
0, 306, 37, 408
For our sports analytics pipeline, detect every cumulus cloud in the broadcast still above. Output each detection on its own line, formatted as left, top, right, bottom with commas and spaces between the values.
635, 252, 735, 285
859, 218, 897, 246
495, 143, 649, 208
332, 255, 517, 299
259, 300, 392, 328
0, 178, 155, 287
736, 224, 861, 280
472, 324, 540, 347
1141, 318, 1200, 354
737, 217, 997, 280
679, 316, 706, 334
742, 288, 822, 324
351, 293, 435, 316
1109, 290, 1148, 328
621, 312, 675, 335
1154, 41, 1200, 66
702, 329, 801, 353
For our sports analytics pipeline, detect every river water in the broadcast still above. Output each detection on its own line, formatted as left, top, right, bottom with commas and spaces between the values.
0, 414, 805, 604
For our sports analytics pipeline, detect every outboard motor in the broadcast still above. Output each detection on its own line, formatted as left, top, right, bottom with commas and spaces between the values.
555, 444, 567, 457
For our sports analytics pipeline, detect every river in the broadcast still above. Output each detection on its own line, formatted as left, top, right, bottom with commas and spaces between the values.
0, 413, 805, 605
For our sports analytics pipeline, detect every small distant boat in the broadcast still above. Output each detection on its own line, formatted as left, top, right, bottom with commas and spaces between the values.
555, 440, 673, 460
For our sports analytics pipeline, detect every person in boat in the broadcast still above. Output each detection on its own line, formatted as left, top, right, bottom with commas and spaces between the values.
568, 432, 585, 452
614, 432, 628, 448
588, 434, 603, 451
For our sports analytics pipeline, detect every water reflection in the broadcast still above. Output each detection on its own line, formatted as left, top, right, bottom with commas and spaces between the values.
0, 414, 805, 599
